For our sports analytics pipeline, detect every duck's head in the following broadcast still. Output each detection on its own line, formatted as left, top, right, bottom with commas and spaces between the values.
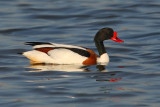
94, 28, 124, 43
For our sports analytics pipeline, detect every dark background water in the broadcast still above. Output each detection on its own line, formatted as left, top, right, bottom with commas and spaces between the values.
0, 0, 160, 107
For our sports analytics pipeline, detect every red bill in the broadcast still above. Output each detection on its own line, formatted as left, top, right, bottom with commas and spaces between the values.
111, 32, 124, 43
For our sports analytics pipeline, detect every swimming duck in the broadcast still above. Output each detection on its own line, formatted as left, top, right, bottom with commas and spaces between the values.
22, 28, 124, 65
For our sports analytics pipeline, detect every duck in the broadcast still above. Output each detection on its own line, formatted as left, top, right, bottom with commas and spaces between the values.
22, 28, 124, 65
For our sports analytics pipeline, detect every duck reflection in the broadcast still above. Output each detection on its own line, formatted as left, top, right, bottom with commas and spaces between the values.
27, 64, 88, 72
27, 64, 122, 83
27, 64, 108, 72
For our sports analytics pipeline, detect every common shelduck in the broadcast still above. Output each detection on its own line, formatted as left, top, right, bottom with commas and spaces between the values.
22, 28, 124, 65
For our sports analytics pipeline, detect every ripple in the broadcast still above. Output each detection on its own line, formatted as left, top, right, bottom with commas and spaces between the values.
32, 14, 91, 20
0, 28, 26, 34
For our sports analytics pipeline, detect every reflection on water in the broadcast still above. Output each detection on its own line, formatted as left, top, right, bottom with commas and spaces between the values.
28, 64, 89, 72
27, 64, 109, 72
27, 64, 122, 85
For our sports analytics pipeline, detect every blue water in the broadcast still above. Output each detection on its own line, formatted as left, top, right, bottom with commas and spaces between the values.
0, 0, 160, 107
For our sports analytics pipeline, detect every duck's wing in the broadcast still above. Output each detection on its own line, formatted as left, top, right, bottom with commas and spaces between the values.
25, 42, 86, 50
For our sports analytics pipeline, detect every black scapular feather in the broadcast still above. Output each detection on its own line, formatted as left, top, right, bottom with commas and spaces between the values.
25, 42, 52, 46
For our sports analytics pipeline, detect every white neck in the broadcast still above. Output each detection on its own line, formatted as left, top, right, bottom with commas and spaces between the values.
97, 53, 109, 65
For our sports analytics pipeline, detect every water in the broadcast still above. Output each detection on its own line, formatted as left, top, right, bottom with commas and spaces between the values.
0, 0, 160, 107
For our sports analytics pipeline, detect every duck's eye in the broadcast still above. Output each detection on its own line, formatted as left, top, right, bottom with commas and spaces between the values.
106, 32, 110, 35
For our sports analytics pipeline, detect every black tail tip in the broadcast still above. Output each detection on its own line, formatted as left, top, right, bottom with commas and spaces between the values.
17, 52, 23, 55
